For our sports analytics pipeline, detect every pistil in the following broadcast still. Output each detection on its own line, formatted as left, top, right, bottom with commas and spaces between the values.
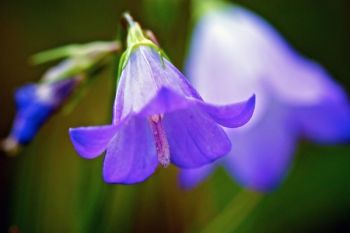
149, 115, 170, 167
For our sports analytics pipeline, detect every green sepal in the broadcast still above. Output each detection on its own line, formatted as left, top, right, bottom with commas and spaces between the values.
31, 41, 120, 65
30, 45, 79, 65
116, 40, 169, 80
117, 16, 170, 79
37, 41, 120, 84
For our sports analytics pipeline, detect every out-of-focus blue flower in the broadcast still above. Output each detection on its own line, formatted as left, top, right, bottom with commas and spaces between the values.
12, 79, 77, 143
181, 4, 350, 191
4, 74, 78, 152
3, 41, 120, 154
69, 15, 255, 184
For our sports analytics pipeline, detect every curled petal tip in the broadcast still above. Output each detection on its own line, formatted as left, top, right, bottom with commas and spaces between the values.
69, 125, 118, 159
198, 94, 256, 128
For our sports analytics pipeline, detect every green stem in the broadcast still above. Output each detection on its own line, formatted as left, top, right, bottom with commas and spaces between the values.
200, 189, 262, 233
30, 45, 78, 65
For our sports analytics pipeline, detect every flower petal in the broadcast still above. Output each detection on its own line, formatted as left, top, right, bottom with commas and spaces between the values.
69, 125, 118, 159
197, 95, 255, 128
179, 165, 214, 189
185, 8, 259, 106
163, 107, 231, 168
12, 84, 53, 144
139, 87, 195, 117
113, 46, 201, 123
267, 58, 347, 105
103, 117, 158, 184
225, 104, 297, 192
15, 84, 37, 108
294, 100, 350, 143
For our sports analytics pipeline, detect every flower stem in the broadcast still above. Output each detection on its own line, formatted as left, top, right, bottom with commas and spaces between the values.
200, 189, 262, 233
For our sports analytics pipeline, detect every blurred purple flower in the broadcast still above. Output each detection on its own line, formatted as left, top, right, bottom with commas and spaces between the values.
69, 20, 255, 184
4, 77, 78, 151
181, 5, 350, 191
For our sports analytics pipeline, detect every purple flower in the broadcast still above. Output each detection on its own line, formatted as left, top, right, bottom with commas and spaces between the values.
4, 77, 78, 151
181, 5, 350, 191
69, 19, 255, 184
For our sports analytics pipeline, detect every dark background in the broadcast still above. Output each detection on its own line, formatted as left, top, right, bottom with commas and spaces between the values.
0, 0, 350, 232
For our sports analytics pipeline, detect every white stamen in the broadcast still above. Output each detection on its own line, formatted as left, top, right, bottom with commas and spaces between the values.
149, 114, 170, 167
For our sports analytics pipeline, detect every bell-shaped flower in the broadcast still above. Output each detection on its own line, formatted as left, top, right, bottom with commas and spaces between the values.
181, 3, 350, 191
69, 15, 255, 184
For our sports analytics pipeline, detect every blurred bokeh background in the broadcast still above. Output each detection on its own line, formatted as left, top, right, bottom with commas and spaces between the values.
0, 0, 350, 232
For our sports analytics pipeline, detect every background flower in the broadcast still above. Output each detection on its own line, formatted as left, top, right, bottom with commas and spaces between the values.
11, 78, 77, 142
182, 3, 350, 191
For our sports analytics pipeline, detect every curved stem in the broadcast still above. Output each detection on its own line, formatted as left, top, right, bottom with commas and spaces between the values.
200, 189, 263, 233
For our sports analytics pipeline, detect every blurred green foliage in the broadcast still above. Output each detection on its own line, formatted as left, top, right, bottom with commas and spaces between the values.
0, 0, 349, 232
